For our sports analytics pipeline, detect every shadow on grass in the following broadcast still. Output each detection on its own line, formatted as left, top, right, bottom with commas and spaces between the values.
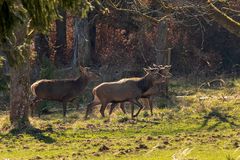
200, 108, 238, 130
136, 119, 160, 125
3, 126, 56, 144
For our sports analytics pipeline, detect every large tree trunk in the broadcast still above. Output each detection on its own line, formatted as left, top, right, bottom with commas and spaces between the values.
155, 21, 168, 65
154, 20, 169, 100
2, 24, 32, 130
72, 18, 79, 67
89, 23, 97, 65
73, 17, 92, 66
9, 58, 30, 129
55, 9, 67, 67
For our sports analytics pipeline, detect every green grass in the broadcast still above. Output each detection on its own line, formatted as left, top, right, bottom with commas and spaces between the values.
0, 78, 240, 160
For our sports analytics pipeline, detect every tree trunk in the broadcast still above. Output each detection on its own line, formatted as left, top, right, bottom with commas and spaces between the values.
89, 23, 97, 65
9, 58, 30, 129
34, 33, 50, 62
154, 21, 169, 101
55, 9, 67, 67
72, 18, 79, 67
1, 24, 31, 130
155, 21, 168, 64
73, 17, 92, 67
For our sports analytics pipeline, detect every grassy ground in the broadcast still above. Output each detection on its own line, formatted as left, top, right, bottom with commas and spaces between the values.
0, 78, 240, 160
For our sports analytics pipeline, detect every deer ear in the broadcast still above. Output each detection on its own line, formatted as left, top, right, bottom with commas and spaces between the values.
164, 65, 171, 72
79, 66, 85, 73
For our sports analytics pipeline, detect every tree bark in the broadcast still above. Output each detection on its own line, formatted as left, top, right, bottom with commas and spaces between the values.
55, 9, 67, 67
3, 23, 31, 130
153, 18, 169, 100
72, 18, 78, 67
89, 23, 97, 65
73, 17, 92, 67
155, 21, 168, 65
9, 58, 30, 129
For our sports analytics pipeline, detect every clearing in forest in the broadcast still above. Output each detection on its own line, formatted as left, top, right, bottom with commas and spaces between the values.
0, 79, 240, 160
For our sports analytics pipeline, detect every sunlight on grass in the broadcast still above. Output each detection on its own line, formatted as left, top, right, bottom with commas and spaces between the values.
0, 78, 239, 160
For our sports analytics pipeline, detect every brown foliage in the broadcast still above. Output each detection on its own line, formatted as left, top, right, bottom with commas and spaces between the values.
48, 13, 74, 66
95, 23, 156, 67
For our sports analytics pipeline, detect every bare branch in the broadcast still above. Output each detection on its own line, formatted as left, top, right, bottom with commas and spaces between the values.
106, 0, 169, 24
222, 7, 240, 14
207, 0, 240, 37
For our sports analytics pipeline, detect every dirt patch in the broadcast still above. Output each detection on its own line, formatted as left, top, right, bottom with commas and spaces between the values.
99, 145, 110, 152
136, 144, 148, 150
156, 144, 166, 149
86, 124, 96, 129
146, 136, 154, 141
93, 152, 101, 156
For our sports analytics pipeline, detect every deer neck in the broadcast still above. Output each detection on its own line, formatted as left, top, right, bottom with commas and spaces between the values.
137, 74, 154, 93
76, 74, 89, 89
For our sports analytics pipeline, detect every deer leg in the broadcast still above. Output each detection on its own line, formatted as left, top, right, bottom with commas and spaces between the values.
85, 101, 100, 119
63, 102, 67, 117
129, 99, 144, 118
119, 103, 127, 114
85, 103, 93, 119
100, 102, 108, 117
76, 103, 80, 111
69, 98, 80, 111
30, 101, 35, 117
30, 97, 40, 117
109, 103, 118, 116
148, 97, 153, 116
38, 110, 41, 118
131, 104, 135, 119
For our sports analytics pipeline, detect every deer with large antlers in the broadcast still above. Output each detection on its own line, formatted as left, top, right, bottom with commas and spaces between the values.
109, 65, 171, 116
85, 65, 171, 119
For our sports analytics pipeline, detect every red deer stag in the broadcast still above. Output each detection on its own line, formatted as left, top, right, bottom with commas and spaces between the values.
109, 65, 171, 116
85, 66, 171, 119
30, 66, 99, 117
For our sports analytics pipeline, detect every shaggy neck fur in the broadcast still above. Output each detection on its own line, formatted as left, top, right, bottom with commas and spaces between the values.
137, 73, 154, 93
76, 74, 89, 90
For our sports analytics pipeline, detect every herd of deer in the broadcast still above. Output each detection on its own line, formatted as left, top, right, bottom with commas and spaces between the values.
30, 64, 171, 119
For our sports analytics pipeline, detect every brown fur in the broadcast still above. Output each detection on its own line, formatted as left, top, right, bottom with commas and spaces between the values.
85, 67, 168, 119
109, 65, 171, 116
109, 84, 167, 116
30, 66, 99, 117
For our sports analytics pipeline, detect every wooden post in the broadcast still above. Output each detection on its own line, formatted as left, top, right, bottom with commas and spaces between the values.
167, 48, 171, 65
165, 48, 171, 106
